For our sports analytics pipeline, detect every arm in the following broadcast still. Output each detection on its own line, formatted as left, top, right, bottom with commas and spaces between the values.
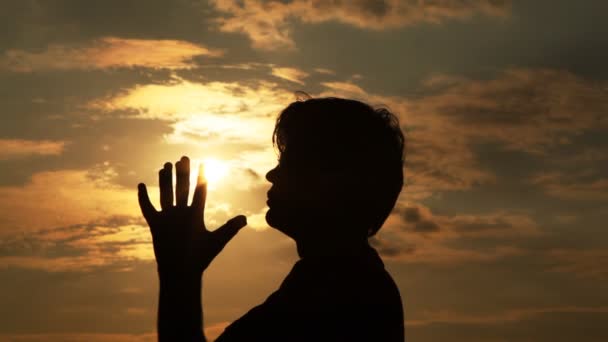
137, 156, 247, 342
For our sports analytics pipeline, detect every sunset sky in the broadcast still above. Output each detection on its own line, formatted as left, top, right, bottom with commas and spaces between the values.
1, 1, 607, 341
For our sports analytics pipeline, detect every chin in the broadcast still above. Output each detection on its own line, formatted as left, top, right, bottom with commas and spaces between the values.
265, 208, 297, 239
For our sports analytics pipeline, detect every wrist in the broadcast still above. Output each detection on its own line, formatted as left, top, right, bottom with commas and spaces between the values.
158, 270, 203, 304
158, 272, 204, 340
158, 267, 203, 282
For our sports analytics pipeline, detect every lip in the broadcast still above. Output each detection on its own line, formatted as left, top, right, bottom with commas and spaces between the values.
266, 194, 278, 207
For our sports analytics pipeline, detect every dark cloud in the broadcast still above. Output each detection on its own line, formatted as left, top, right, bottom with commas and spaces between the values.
0, 0, 214, 50
402, 207, 422, 223
370, 235, 415, 258
398, 206, 441, 233
414, 220, 441, 233
406, 310, 608, 342
452, 218, 513, 233
211, 0, 511, 49
0, 216, 150, 271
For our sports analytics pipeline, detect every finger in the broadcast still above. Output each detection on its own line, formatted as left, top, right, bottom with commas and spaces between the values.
176, 156, 190, 207
191, 163, 207, 214
137, 183, 158, 225
211, 215, 247, 250
159, 162, 173, 210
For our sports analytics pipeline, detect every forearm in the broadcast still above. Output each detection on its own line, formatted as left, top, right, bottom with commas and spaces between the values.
158, 272, 207, 342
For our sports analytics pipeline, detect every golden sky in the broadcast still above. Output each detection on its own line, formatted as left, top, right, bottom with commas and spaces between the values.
1, 1, 608, 341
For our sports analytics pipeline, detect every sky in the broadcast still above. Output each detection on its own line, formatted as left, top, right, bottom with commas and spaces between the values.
0, 0, 607, 341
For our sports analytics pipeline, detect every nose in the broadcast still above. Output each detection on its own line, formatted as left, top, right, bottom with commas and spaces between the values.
266, 165, 279, 183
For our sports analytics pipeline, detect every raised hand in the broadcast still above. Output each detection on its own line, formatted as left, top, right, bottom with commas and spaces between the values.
137, 156, 247, 276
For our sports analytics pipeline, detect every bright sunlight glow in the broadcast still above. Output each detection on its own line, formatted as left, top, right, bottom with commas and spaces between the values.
202, 158, 229, 184
192, 158, 229, 187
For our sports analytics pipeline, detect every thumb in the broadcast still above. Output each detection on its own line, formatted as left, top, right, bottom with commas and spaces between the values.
137, 183, 157, 225
212, 215, 247, 249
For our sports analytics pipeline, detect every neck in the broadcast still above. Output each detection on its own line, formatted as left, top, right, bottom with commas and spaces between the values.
295, 233, 369, 259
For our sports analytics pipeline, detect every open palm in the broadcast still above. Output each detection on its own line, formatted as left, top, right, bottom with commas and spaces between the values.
137, 156, 247, 276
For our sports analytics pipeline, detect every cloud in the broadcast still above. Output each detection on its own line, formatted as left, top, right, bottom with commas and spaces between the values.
530, 171, 608, 201
211, 0, 511, 50
412, 69, 608, 154
271, 67, 309, 85
0, 215, 153, 271
314, 68, 335, 75
0, 37, 222, 72
321, 81, 367, 96
89, 78, 295, 181
90, 78, 292, 122
546, 249, 608, 279
399, 206, 441, 233
0, 167, 141, 233
0, 333, 156, 342
371, 204, 539, 264
0, 139, 66, 160
401, 68, 607, 199
407, 306, 608, 326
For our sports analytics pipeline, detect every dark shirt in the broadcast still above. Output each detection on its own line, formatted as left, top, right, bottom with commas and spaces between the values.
216, 245, 404, 341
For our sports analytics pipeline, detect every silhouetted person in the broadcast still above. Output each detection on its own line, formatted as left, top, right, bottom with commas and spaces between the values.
138, 97, 405, 341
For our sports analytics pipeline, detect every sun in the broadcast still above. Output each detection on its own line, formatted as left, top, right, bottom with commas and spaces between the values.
194, 158, 229, 187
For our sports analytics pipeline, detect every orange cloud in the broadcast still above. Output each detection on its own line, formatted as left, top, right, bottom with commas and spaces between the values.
0, 139, 66, 160
211, 0, 511, 49
0, 215, 154, 271
321, 81, 367, 96
546, 249, 608, 279
271, 67, 309, 85
314, 68, 335, 75
408, 68, 608, 154
371, 204, 539, 264
0, 333, 156, 342
1, 37, 222, 72
89, 79, 294, 186
0, 167, 140, 233
407, 306, 608, 326
530, 172, 608, 201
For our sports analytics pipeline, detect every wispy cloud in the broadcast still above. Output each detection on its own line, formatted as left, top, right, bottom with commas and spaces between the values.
0, 215, 152, 271
0, 166, 140, 233
0, 37, 222, 72
0, 139, 66, 160
271, 67, 309, 85
314, 68, 335, 75
371, 204, 539, 264
407, 306, 608, 326
410, 69, 608, 154
530, 172, 608, 201
321, 82, 367, 96
546, 249, 608, 279
0, 333, 156, 342
90, 78, 292, 121
89, 78, 294, 180
211, 0, 511, 49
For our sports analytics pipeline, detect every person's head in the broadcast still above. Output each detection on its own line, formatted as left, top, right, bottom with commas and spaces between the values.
265, 97, 404, 243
